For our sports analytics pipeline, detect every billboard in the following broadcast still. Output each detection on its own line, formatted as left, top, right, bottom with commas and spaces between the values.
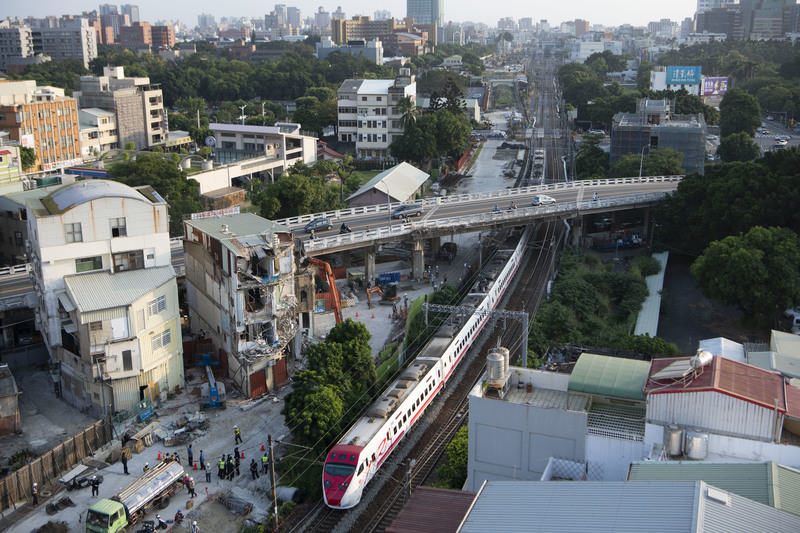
702, 77, 728, 96
666, 66, 701, 85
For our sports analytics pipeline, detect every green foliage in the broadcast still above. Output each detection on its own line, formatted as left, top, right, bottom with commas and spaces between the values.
434, 426, 468, 490
655, 148, 800, 255
490, 85, 515, 108
529, 249, 674, 355
575, 144, 609, 179
630, 254, 662, 277
108, 153, 202, 236
124, 142, 136, 150
691, 226, 800, 317
416, 70, 468, 97
719, 88, 761, 137
390, 110, 470, 167
9, 58, 88, 95
612, 147, 684, 178
19, 147, 36, 171
586, 51, 628, 75
396, 95, 421, 129
558, 62, 607, 107
405, 284, 460, 356
251, 160, 343, 219
718, 132, 760, 162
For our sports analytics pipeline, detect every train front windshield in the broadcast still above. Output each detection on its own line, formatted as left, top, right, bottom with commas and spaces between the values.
324, 462, 355, 477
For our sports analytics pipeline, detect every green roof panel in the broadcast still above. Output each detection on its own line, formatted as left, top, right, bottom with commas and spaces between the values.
568, 353, 650, 401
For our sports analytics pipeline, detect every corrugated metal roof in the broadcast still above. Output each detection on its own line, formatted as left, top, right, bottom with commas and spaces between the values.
346, 162, 429, 203
456, 480, 800, 532
627, 461, 785, 509
64, 266, 175, 313
0, 365, 18, 397
633, 251, 667, 336
357, 79, 393, 94
747, 351, 800, 379
568, 353, 650, 401
45, 180, 149, 214
771, 330, 800, 356
184, 213, 289, 257
775, 463, 800, 517
386, 487, 476, 533
645, 355, 800, 418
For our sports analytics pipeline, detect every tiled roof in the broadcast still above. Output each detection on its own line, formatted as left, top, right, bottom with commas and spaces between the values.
645, 356, 800, 418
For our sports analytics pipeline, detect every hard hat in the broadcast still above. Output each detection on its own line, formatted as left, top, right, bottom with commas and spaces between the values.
92, 475, 96, 479
145, 462, 149, 466
193, 521, 197, 525
33, 482, 37, 486
234, 425, 238, 429
156, 514, 161, 519
190, 477, 193, 481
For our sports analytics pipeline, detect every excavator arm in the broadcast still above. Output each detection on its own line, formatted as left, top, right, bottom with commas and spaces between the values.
307, 257, 343, 324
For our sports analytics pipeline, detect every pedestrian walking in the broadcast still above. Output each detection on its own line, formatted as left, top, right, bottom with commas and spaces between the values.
187, 477, 196, 498
187, 445, 193, 466
31, 482, 38, 506
199, 450, 205, 469
261, 453, 269, 475
226, 456, 235, 481
234, 453, 241, 476
191, 521, 199, 533
250, 459, 259, 480
435, 265, 439, 277
234, 447, 239, 461
121, 451, 129, 475
174, 453, 181, 465
234, 425, 242, 444
91, 476, 100, 497
205, 464, 212, 483
217, 456, 225, 479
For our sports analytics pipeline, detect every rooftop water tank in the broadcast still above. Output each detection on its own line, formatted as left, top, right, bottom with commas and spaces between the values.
684, 429, 709, 460
486, 350, 505, 384
493, 347, 510, 378
663, 424, 683, 457
690, 349, 713, 370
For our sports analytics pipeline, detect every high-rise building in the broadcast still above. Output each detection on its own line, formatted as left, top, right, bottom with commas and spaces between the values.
314, 7, 331, 31
31, 18, 98, 69
287, 7, 302, 29
574, 19, 590, 36
696, 0, 737, 13
0, 21, 35, 71
98, 4, 118, 16
407, 0, 444, 26
121, 4, 139, 23
375, 10, 392, 20
119, 21, 151, 50
696, 6, 740, 36
332, 6, 347, 20
0, 80, 82, 171
197, 13, 216, 30
151, 25, 176, 51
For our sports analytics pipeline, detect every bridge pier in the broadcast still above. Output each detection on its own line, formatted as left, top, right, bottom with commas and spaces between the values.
429, 236, 441, 257
411, 240, 424, 281
365, 247, 376, 285
642, 207, 651, 239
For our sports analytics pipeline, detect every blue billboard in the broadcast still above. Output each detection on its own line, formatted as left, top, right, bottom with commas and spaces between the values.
666, 66, 701, 85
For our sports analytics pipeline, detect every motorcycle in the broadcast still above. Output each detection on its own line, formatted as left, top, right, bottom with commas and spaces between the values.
339, 224, 352, 234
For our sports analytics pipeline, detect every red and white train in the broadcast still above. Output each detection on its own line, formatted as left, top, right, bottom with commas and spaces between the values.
323, 227, 532, 509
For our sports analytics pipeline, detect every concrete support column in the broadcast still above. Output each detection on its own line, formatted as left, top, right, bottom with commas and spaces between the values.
341, 250, 352, 268
641, 207, 651, 239
411, 240, 425, 281
365, 247, 376, 285
429, 236, 441, 257
572, 217, 585, 247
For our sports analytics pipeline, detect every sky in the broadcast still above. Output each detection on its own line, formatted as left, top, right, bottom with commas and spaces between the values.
9, 1, 698, 29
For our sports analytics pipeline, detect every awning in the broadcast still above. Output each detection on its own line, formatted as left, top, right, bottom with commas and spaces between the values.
58, 293, 76, 312
61, 319, 77, 333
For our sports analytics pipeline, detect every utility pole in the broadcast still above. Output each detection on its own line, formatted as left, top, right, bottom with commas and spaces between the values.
405, 460, 412, 501
268, 435, 279, 525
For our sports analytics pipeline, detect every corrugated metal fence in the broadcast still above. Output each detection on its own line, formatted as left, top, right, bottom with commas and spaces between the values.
0, 416, 113, 512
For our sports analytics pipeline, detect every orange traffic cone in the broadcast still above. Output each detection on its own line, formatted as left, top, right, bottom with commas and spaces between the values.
389, 314, 392, 319
193, 461, 198, 470
355, 311, 358, 317
261, 443, 265, 452
371, 312, 374, 319
240, 451, 245, 459
157, 451, 161, 460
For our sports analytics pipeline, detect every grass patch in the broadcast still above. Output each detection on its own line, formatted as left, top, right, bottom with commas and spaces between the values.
492, 85, 515, 108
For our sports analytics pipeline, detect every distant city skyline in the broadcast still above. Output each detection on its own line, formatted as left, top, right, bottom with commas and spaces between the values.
9, 1, 698, 28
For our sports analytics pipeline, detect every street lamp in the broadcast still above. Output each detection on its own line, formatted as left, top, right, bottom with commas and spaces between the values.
638, 145, 651, 178
385, 181, 393, 223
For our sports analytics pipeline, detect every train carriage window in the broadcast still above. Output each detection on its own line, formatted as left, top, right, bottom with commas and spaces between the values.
394, 427, 398, 435
372, 453, 376, 462
358, 463, 364, 475
330, 453, 337, 459
350, 454, 357, 461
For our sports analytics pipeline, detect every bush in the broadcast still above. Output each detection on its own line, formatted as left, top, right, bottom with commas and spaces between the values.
631, 254, 662, 277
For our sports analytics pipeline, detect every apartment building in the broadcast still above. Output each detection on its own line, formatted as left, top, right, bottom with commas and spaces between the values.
0, 80, 82, 172
0, 21, 35, 71
27, 179, 182, 416
75, 66, 165, 149
0, 19, 97, 70
151, 25, 176, 51
119, 21, 151, 50
78, 108, 119, 159
183, 213, 307, 398
337, 69, 416, 160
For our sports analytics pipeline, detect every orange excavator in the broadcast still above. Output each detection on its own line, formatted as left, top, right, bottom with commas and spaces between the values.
307, 257, 343, 324
366, 283, 399, 308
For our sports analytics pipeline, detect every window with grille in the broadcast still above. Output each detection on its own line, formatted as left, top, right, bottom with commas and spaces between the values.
65, 222, 82, 243
147, 295, 167, 316
89, 321, 102, 331
75, 256, 102, 272
151, 327, 172, 351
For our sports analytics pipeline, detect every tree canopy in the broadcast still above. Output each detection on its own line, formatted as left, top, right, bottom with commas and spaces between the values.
390, 110, 470, 167
717, 131, 760, 162
690, 226, 800, 317
611, 148, 684, 178
250, 160, 345, 219
719, 88, 761, 137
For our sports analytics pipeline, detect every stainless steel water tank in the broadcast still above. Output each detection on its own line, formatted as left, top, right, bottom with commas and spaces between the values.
487, 350, 505, 384
494, 347, 510, 377
684, 429, 709, 460
690, 349, 714, 369
663, 424, 684, 457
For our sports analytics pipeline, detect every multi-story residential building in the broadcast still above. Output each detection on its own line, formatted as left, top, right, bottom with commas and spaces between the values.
331, 16, 393, 43
0, 21, 35, 71
197, 13, 216, 31
27, 179, 182, 416
337, 69, 416, 160
316, 37, 383, 64
287, 7, 302, 29
696, 6, 741, 36
183, 213, 307, 398
30, 19, 98, 69
209, 122, 317, 168
78, 108, 118, 159
151, 25, 176, 52
610, 97, 707, 175
75, 66, 165, 149
119, 21, 151, 50
407, 0, 444, 27
574, 19, 590, 36
314, 7, 331, 32
121, 4, 140, 23
380, 32, 427, 56
0, 80, 82, 172
648, 18, 679, 39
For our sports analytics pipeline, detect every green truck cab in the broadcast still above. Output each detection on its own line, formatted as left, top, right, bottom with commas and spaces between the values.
85, 461, 185, 533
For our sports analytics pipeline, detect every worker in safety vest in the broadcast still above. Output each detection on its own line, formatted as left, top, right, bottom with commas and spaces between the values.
187, 477, 196, 498
234, 425, 242, 444
143, 462, 149, 473
218, 456, 225, 479
32, 482, 38, 505
261, 453, 269, 475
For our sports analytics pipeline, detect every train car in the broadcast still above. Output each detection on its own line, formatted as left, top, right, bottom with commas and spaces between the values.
323, 227, 532, 509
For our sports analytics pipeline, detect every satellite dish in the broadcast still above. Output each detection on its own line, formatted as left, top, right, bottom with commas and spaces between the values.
205, 136, 216, 147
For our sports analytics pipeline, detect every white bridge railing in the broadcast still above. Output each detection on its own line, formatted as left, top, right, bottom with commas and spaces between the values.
274, 176, 682, 228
